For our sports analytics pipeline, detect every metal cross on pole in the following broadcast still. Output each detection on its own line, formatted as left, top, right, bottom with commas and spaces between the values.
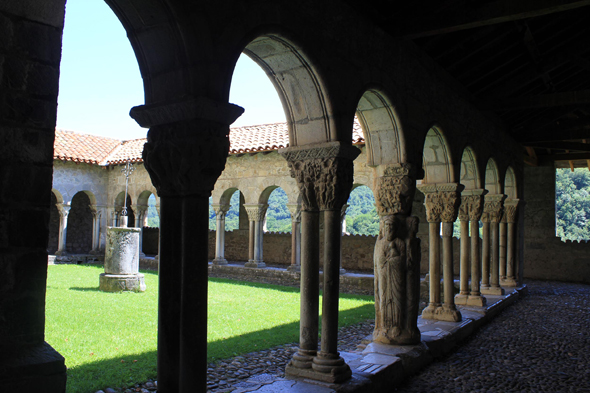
120, 161, 135, 227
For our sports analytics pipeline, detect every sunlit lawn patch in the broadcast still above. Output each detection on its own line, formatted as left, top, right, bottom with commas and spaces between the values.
46, 264, 374, 392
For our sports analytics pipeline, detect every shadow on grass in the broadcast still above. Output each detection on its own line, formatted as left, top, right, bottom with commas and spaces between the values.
69, 286, 101, 292
69, 303, 374, 391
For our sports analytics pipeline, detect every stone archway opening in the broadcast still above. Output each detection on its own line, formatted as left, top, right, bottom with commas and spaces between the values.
345, 184, 378, 236
114, 191, 135, 227
66, 191, 95, 254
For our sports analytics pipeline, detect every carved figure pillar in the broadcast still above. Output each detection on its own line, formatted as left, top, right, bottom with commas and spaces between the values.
455, 190, 487, 307
212, 204, 230, 265
55, 203, 71, 256
503, 199, 519, 287
280, 142, 359, 384
372, 164, 421, 345
244, 204, 268, 268
130, 96, 244, 393
481, 194, 506, 296
418, 183, 463, 322
287, 203, 302, 272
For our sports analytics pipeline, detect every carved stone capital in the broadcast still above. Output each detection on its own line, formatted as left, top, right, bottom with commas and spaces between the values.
286, 203, 301, 222
458, 189, 487, 222
279, 142, 360, 211
374, 163, 417, 217
212, 204, 231, 218
417, 183, 464, 223
481, 194, 506, 223
141, 119, 231, 198
90, 205, 104, 220
130, 96, 244, 128
502, 198, 519, 223
244, 204, 268, 222
57, 203, 71, 218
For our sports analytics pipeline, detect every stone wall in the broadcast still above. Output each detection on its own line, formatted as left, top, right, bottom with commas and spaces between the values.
65, 192, 93, 254
524, 165, 590, 284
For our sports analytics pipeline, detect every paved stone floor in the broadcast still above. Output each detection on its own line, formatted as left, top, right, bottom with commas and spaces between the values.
394, 280, 590, 393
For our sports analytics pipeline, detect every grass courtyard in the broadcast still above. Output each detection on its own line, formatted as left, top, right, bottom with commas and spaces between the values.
45, 264, 374, 392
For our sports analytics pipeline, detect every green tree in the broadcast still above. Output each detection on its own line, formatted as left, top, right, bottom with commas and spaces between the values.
556, 168, 590, 241
345, 186, 379, 236
147, 194, 159, 227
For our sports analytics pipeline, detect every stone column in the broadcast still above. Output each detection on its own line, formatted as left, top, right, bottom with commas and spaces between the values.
503, 199, 519, 287
455, 190, 487, 307
499, 214, 507, 282
55, 203, 71, 256
339, 203, 348, 274
418, 183, 462, 322
130, 96, 244, 393
287, 203, 302, 272
212, 204, 230, 265
132, 205, 148, 258
244, 204, 267, 268
280, 141, 359, 384
372, 164, 421, 345
481, 194, 506, 296
89, 205, 104, 254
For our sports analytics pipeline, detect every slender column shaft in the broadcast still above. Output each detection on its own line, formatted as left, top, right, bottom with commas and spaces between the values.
253, 220, 261, 261
429, 222, 441, 306
490, 223, 500, 288
442, 222, 456, 310
179, 196, 209, 392
295, 223, 301, 267
506, 222, 515, 281
459, 220, 470, 296
56, 205, 70, 255
319, 210, 341, 356
258, 219, 264, 262
470, 220, 481, 296
290, 220, 298, 268
481, 221, 490, 289
157, 196, 182, 392
499, 221, 507, 280
248, 220, 255, 262
219, 216, 226, 260
292, 210, 320, 366
215, 215, 224, 261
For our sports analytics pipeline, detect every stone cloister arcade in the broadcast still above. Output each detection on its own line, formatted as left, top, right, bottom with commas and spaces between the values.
3, 1, 590, 392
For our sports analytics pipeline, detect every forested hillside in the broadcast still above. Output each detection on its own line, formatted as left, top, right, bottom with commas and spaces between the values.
556, 168, 590, 241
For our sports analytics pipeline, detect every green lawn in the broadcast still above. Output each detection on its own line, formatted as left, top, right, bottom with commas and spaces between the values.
46, 264, 374, 393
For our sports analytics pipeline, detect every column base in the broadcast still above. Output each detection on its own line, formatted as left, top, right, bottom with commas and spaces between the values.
481, 286, 505, 296
212, 258, 228, 266
339, 268, 347, 275
373, 327, 421, 346
99, 273, 146, 292
287, 265, 301, 272
502, 277, 518, 287
1, 342, 67, 393
289, 352, 350, 383
466, 294, 487, 307
89, 249, 102, 255
454, 293, 470, 305
436, 305, 462, 322
420, 303, 441, 320
54, 250, 68, 256
245, 260, 266, 268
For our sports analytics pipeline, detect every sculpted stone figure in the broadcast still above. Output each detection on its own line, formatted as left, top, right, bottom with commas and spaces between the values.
373, 208, 421, 345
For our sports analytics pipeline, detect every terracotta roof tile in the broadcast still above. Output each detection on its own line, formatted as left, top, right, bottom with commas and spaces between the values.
54, 118, 365, 165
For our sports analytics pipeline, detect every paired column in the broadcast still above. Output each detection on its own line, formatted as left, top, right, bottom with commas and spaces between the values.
372, 164, 421, 345
132, 205, 148, 258
89, 205, 104, 254
502, 199, 519, 287
481, 194, 506, 296
212, 204, 230, 265
130, 96, 244, 393
454, 190, 487, 307
418, 183, 462, 322
55, 203, 71, 256
286, 203, 302, 272
280, 141, 359, 383
244, 204, 268, 268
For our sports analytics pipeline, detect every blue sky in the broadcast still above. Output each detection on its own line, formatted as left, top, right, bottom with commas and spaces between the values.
57, 0, 285, 140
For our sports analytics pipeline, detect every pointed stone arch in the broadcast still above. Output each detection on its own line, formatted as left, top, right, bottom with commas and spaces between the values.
422, 126, 454, 184
241, 35, 333, 146
355, 89, 405, 166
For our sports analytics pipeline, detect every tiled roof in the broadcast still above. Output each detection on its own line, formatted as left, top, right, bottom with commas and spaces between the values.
53, 130, 122, 165
54, 119, 365, 165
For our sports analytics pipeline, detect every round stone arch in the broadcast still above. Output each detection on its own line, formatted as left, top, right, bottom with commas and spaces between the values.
422, 126, 455, 184
504, 166, 518, 199
137, 190, 155, 209
114, 191, 135, 225
66, 191, 96, 254
484, 158, 502, 194
355, 89, 406, 167
460, 146, 481, 191
235, 34, 334, 146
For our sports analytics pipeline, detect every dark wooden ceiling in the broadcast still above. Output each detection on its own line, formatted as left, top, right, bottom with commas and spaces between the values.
350, 0, 590, 169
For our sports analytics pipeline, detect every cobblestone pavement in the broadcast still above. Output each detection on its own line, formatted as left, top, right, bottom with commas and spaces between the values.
395, 280, 590, 393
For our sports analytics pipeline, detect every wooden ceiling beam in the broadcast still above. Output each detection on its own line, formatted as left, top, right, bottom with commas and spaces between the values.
489, 90, 590, 110
401, 0, 590, 39
546, 152, 590, 160
526, 141, 590, 152
517, 125, 590, 143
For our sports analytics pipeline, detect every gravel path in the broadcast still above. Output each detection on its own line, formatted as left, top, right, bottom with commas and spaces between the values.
394, 280, 590, 393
